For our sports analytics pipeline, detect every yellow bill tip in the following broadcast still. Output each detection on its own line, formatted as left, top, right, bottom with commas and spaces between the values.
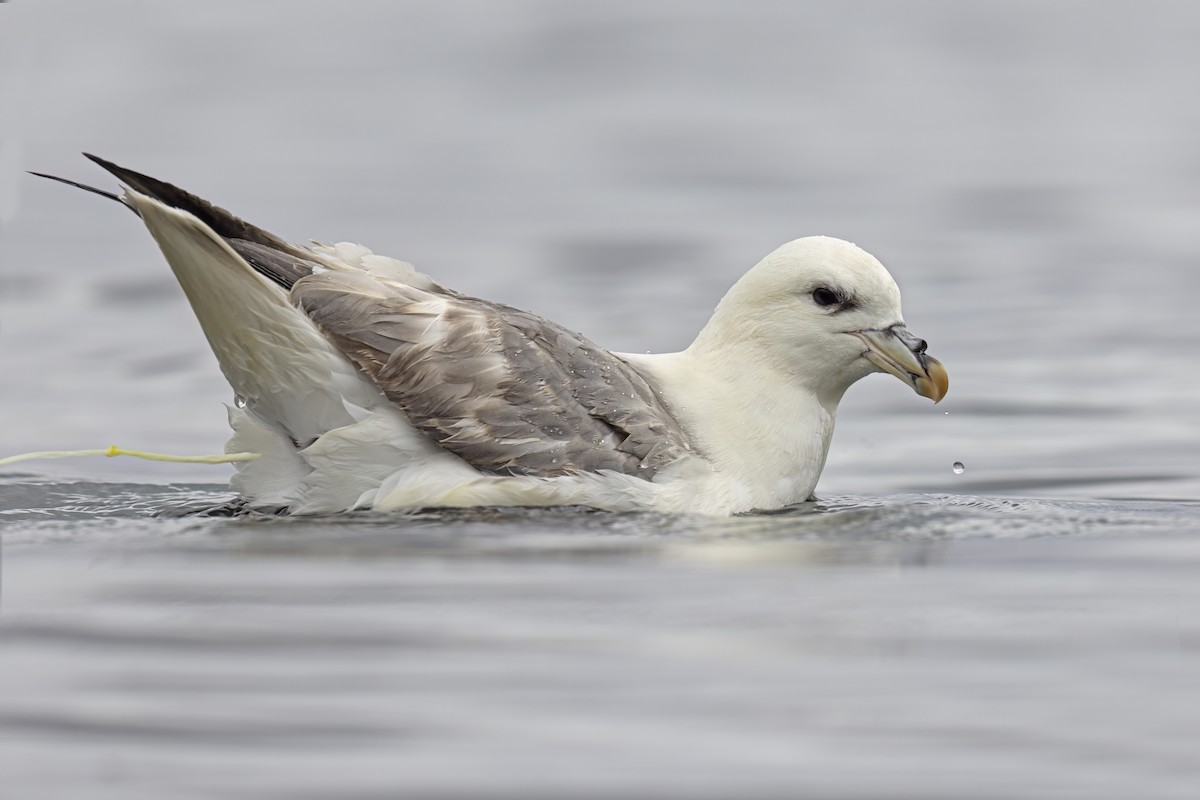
915, 356, 949, 403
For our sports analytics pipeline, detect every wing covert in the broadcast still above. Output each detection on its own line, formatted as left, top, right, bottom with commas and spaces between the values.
291, 271, 691, 479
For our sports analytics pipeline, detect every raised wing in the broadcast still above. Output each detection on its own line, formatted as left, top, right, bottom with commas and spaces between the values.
292, 270, 692, 479
44, 154, 692, 480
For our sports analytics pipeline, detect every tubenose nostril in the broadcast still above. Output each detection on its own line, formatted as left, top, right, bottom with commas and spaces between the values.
915, 339, 928, 354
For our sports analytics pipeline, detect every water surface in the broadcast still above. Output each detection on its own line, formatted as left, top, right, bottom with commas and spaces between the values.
2, 481, 1199, 798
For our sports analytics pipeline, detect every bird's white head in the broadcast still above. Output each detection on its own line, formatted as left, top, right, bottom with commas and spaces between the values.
690, 236, 948, 409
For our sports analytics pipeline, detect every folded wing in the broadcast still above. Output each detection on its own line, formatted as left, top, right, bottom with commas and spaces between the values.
292, 270, 691, 479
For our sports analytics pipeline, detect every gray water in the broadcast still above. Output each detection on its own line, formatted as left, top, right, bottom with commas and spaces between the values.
2, 2, 1199, 797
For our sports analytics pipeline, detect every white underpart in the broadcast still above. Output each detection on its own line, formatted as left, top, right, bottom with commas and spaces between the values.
619, 350, 837, 514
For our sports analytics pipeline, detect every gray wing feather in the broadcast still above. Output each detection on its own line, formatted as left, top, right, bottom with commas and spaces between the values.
228, 239, 323, 289
292, 271, 691, 479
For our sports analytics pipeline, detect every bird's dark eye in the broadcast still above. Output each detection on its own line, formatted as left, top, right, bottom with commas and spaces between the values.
812, 287, 840, 307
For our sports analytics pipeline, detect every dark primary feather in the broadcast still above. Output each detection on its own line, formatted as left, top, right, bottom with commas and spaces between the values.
28, 171, 126, 206
293, 270, 693, 479
79, 153, 318, 289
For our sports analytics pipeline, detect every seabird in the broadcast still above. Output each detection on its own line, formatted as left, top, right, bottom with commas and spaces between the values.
35, 155, 948, 515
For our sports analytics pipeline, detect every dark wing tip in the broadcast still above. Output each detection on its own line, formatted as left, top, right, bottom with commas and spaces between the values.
27, 169, 127, 206
79, 153, 298, 257
82, 152, 207, 212
81, 153, 167, 200
82, 152, 120, 171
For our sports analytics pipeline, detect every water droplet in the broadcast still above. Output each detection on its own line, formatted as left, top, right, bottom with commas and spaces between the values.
234, 395, 247, 408
952, 461, 965, 475
944, 411, 950, 416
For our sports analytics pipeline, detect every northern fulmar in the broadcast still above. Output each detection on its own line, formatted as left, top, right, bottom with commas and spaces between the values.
35, 155, 948, 515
